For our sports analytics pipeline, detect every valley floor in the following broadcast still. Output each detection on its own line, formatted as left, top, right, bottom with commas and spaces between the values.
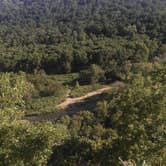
25, 86, 111, 122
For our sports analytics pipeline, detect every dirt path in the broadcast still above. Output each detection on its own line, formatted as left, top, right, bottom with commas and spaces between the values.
57, 87, 111, 109
25, 86, 111, 122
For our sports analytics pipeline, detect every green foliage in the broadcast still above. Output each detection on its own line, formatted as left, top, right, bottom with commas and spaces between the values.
107, 75, 165, 164
49, 73, 79, 85
79, 64, 105, 84
27, 71, 67, 98
49, 71, 165, 165
25, 96, 66, 115
0, 71, 69, 165
0, 1, 165, 165
0, 72, 34, 109
24, 71, 70, 115
0, 107, 68, 166
0, 0, 164, 77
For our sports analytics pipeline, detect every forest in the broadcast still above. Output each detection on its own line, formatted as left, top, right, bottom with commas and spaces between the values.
0, 0, 165, 165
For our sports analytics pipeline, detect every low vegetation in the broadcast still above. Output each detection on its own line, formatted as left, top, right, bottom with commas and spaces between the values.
70, 83, 104, 98
0, 0, 165, 165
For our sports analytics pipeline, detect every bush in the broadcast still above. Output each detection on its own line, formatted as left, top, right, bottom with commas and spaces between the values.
0, 72, 34, 109
79, 64, 105, 84
27, 71, 66, 98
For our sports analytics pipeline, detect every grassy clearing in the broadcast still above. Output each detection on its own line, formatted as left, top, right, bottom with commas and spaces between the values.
25, 83, 68, 116
48, 73, 79, 85
25, 92, 67, 115
25, 73, 78, 115
25, 73, 109, 115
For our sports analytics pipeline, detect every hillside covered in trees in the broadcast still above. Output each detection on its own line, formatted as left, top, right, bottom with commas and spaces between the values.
0, 0, 165, 165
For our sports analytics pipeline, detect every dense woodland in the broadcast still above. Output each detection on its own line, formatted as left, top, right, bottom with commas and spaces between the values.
0, 0, 165, 166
